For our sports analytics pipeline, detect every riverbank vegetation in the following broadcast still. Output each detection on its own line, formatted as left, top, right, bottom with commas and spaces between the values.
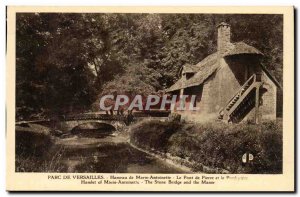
130, 119, 282, 174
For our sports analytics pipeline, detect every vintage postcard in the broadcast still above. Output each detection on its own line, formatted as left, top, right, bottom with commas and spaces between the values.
6, 6, 294, 191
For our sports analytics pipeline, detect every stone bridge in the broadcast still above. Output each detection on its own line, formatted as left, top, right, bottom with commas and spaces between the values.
16, 114, 129, 133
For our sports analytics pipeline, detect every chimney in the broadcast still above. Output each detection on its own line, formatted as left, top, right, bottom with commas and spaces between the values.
217, 22, 231, 57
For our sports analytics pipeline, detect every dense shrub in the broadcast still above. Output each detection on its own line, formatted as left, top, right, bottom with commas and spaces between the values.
130, 120, 282, 174
130, 120, 182, 152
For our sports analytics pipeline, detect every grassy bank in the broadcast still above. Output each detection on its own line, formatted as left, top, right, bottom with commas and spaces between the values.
130, 119, 282, 174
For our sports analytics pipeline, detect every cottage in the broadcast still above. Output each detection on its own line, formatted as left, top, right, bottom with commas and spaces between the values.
166, 22, 281, 123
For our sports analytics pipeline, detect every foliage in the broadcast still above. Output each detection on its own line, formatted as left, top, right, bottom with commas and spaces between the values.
130, 120, 282, 174
101, 64, 160, 96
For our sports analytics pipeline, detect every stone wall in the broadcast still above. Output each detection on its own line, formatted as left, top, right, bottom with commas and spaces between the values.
217, 23, 231, 57
196, 80, 210, 114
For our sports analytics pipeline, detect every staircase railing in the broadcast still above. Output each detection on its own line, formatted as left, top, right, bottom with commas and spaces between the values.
219, 74, 257, 116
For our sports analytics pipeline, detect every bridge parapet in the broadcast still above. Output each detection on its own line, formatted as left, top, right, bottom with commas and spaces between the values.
63, 114, 125, 121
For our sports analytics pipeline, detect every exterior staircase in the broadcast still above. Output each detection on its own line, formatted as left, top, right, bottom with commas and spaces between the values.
218, 74, 263, 123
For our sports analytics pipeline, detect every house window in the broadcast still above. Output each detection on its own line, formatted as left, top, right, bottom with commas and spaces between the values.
186, 73, 194, 80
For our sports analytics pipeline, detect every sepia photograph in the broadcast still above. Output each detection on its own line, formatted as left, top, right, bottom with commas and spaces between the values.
6, 6, 294, 191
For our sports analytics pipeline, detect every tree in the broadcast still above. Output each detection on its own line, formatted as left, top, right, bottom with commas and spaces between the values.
16, 13, 283, 118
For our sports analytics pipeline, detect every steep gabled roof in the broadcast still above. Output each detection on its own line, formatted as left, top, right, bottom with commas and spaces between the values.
180, 63, 199, 75
194, 52, 218, 68
165, 77, 187, 92
166, 42, 265, 93
183, 54, 218, 88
